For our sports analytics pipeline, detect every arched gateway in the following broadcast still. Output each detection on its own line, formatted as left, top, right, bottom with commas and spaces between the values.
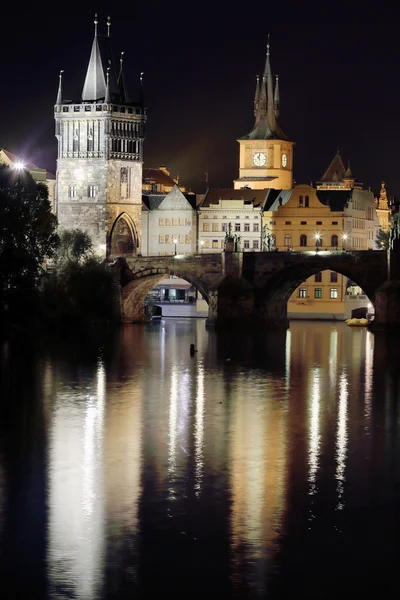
112, 249, 390, 329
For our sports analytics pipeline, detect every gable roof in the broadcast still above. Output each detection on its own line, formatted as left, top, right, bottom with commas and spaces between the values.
319, 151, 347, 183
143, 167, 178, 187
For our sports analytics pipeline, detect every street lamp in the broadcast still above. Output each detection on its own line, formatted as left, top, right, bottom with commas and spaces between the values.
314, 233, 321, 252
174, 238, 178, 255
14, 162, 25, 170
342, 232, 348, 251
200, 240, 204, 253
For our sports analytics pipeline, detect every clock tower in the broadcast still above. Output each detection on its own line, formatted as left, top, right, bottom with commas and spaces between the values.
234, 42, 294, 191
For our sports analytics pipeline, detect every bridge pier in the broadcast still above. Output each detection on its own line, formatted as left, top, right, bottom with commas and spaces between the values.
370, 280, 400, 330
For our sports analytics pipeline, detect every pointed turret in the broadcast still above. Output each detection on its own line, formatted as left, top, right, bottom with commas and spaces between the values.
274, 75, 280, 118
105, 68, 111, 104
139, 72, 145, 108
118, 52, 130, 103
240, 38, 288, 141
56, 70, 64, 105
253, 75, 260, 118
344, 161, 354, 180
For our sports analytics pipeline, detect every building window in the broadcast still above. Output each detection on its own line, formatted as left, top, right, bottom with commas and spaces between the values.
299, 288, 307, 298
88, 185, 96, 197
235, 223, 241, 232
284, 234, 292, 247
316, 221, 322, 225
178, 234, 183, 243
305, 195, 309, 207
212, 223, 219, 232
244, 240, 250, 249
244, 223, 250, 232
172, 218, 178, 226
253, 223, 259, 232
159, 218, 165, 226
315, 237, 323, 247
159, 234, 165, 243
315, 288, 322, 299
203, 240, 209, 248
185, 218, 191, 225
315, 272, 322, 282
222, 223, 228, 232
203, 223, 210, 232
300, 234, 307, 247
285, 221, 292, 225
179, 218, 184, 226
120, 167, 129, 198
212, 239, 218, 249
165, 234, 170, 243
185, 234, 191, 244
221, 240, 225, 248
331, 234, 338, 247
165, 218, 171, 226
253, 240, 259, 250
332, 221, 338, 225
330, 288, 338, 299
301, 221, 307, 225
330, 272, 338, 282
73, 131, 79, 152
299, 195, 303, 207
87, 133, 94, 152
69, 185, 77, 197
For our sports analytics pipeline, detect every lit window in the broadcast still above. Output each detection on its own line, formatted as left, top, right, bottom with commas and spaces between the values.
88, 185, 96, 197
244, 240, 250, 249
212, 239, 218, 249
221, 240, 225, 248
253, 223, 259, 232
203, 223, 210, 232
330, 288, 338, 299
203, 240, 209, 248
235, 223, 240, 232
159, 235, 165, 243
165, 234, 170, 243
299, 288, 307, 298
185, 218, 191, 225
159, 218, 164, 226
165, 218, 171, 226
179, 234, 184, 243
69, 185, 77, 197
284, 234, 292, 246
222, 223, 228, 232
212, 223, 219, 232
172, 218, 178, 226
179, 218, 184, 226
253, 240, 259, 250
315, 288, 322, 299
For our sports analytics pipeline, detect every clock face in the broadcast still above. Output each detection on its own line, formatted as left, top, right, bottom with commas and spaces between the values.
253, 152, 266, 167
282, 153, 288, 168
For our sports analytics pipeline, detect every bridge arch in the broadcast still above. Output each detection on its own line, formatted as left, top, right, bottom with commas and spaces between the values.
119, 264, 211, 323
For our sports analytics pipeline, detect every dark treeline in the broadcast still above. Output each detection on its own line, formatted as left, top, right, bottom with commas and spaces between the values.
0, 165, 119, 336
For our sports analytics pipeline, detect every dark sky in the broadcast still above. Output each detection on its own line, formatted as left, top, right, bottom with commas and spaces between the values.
1, 5, 399, 196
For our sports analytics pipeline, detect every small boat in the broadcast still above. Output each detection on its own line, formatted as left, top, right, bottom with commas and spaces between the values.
345, 318, 369, 327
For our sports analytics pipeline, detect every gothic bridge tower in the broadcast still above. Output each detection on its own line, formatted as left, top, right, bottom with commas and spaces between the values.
234, 41, 294, 191
55, 15, 146, 257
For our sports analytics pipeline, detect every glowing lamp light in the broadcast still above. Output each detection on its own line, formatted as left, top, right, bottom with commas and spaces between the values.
14, 162, 25, 170
342, 233, 348, 241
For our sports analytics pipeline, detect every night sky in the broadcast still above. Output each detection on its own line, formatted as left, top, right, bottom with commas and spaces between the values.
1, 5, 398, 196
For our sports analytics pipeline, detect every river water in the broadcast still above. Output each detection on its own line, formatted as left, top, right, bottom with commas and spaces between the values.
0, 319, 399, 599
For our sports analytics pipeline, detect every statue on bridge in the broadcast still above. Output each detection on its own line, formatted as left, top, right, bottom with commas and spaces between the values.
262, 224, 275, 252
389, 215, 400, 250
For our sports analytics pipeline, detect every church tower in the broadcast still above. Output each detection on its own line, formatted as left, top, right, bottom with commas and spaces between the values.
234, 41, 294, 191
54, 15, 146, 257
374, 181, 391, 232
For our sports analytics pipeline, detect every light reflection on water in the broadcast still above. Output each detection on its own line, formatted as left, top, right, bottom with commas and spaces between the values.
1, 320, 400, 598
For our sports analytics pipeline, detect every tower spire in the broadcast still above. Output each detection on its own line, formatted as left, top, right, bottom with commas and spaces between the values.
254, 75, 260, 119
264, 37, 276, 131
105, 67, 111, 103
274, 74, 280, 118
94, 12, 98, 36
82, 15, 107, 101
140, 71, 145, 107
107, 15, 111, 37
118, 51, 130, 103
56, 69, 64, 105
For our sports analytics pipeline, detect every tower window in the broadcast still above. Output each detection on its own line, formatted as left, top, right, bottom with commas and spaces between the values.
69, 185, 77, 198
87, 131, 94, 152
120, 167, 129, 198
74, 106, 80, 112
96, 105, 102, 111
63, 106, 69, 112
85, 105, 91, 112
305, 195, 310, 207
73, 130, 79, 152
88, 185, 96, 197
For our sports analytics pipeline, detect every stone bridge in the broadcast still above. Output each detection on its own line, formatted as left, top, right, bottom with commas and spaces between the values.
112, 248, 396, 328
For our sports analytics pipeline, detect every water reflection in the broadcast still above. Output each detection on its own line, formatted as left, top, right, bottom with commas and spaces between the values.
1, 320, 400, 598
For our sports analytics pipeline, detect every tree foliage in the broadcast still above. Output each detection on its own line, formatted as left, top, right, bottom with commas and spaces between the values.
41, 229, 119, 326
375, 228, 389, 250
0, 165, 59, 323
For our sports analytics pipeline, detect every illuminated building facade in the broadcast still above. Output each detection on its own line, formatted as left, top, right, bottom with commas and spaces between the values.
54, 16, 146, 257
374, 181, 391, 233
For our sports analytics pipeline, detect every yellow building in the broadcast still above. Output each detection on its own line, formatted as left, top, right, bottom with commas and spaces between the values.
234, 42, 294, 191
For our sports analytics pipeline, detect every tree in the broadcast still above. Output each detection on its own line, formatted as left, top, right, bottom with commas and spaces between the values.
375, 228, 389, 250
41, 229, 119, 326
0, 165, 59, 324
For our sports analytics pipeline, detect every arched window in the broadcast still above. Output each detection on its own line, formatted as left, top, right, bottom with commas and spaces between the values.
331, 234, 338, 247
284, 234, 292, 247
305, 195, 310, 207
300, 234, 307, 247
299, 195, 303, 207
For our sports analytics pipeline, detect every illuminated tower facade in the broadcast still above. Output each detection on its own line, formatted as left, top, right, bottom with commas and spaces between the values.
374, 181, 391, 233
54, 16, 146, 256
234, 41, 294, 191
